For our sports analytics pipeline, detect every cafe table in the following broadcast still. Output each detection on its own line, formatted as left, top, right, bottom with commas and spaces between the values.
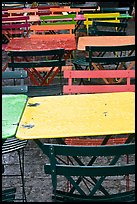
2, 94, 28, 143
78, 35, 135, 50
5, 34, 76, 86
16, 92, 135, 152
5, 34, 76, 56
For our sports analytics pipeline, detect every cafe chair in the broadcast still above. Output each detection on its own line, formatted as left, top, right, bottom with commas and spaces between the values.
88, 21, 128, 36
2, 70, 28, 202
7, 49, 66, 92
44, 143, 135, 202
2, 187, 16, 202
2, 16, 30, 42
63, 68, 135, 192
83, 12, 120, 35
100, 7, 132, 23
73, 44, 135, 85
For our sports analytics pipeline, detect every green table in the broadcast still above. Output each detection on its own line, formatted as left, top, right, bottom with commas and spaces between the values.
2, 94, 28, 140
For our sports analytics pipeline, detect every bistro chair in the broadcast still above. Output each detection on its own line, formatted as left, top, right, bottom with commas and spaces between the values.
2, 70, 28, 202
72, 44, 135, 85
83, 13, 120, 35
100, 7, 133, 23
40, 14, 76, 26
88, 21, 128, 36
7, 49, 66, 92
44, 143, 135, 202
2, 16, 30, 52
2, 187, 16, 202
2, 16, 30, 42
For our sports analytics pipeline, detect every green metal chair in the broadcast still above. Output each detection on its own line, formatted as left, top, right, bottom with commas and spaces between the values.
7, 49, 66, 94
73, 44, 135, 84
40, 14, 76, 26
44, 143, 135, 202
88, 21, 127, 36
2, 70, 28, 202
2, 187, 16, 202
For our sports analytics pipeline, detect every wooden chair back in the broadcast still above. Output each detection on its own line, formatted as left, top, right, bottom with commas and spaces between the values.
44, 142, 135, 202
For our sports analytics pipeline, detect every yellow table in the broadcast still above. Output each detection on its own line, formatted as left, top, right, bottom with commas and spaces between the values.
16, 92, 135, 140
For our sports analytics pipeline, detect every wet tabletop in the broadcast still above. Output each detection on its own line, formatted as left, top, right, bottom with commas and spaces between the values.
5, 34, 76, 51
78, 35, 135, 50
2, 94, 28, 139
16, 92, 135, 140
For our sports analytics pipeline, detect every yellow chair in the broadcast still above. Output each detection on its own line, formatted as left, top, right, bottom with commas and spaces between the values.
84, 12, 120, 34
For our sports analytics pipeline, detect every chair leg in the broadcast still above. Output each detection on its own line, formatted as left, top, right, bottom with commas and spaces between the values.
18, 149, 27, 202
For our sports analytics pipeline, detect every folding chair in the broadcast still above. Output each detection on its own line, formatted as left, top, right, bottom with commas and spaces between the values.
88, 21, 128, 36
2, 187, 16, 202
73, 44, 135, 85
44, 143, 135, 202
7, 49, 66, 92
2, 70, 28, 202
2, 16, 30, 42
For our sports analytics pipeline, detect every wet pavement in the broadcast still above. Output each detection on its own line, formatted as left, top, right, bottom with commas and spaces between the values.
2, 20, 135, 202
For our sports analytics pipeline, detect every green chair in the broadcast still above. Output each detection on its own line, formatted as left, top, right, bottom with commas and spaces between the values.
7, 49, 66, 93
40, 14, 76, 26
73, 44, 135, 84
44, 143, 135, 202
88, 21, 127, 36
2, 70, 28, 202
2, 70, 28, 94
101, 7, 130, 14
2, 187, 16, 202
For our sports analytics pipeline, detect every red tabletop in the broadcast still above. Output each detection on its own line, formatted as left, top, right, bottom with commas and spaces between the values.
5, 34, 76, 51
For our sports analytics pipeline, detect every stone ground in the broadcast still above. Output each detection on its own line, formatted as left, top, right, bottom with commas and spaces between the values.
2, 20, 135, 202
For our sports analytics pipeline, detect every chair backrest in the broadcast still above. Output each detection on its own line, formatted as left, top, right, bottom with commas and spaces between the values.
63, 70, 135, 94
84, 12, 120, 34
44, 142, 135, 202
2, 16, 30, 40
101, 7, 130, 14
89, 21, 127, 36
2, 70, 28, 94
2, 188, 16, 202
8, 49, 66, 71
86, 44, 135, 70
8, 8, 38, 16
40, 14, 76, 25
2, 2, 26, 9
63, 44, 135, 93
30, 24, 75, 35
50, 7, 80, 15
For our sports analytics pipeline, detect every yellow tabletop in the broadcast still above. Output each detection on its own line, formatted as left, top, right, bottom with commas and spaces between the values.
16, 92, 135, 140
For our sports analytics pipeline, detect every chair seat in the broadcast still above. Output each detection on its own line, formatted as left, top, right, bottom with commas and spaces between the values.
2, 137, 28, 154
53, 189, 135, 202
2, 187, 16, 202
